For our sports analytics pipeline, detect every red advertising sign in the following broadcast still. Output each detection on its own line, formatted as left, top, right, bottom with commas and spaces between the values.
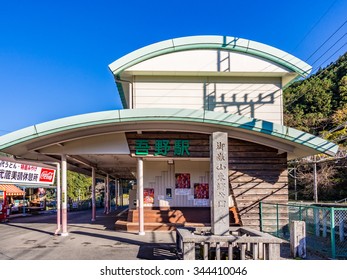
39, 168, 55, 183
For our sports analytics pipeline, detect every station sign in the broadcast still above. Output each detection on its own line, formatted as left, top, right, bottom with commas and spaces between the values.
0, 159, 56, 185
134, 139, 190, 156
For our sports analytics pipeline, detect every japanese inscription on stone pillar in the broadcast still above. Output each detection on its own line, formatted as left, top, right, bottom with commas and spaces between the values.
210, 132, 229, 236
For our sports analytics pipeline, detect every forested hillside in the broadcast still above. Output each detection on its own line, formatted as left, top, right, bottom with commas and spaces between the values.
284, 52, 347, 201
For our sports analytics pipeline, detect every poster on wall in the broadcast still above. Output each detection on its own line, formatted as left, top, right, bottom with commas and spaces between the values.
144, 188, 154, 204
165, 188, 172, 199
175, 173, 190, 189
194, 183, 209, 199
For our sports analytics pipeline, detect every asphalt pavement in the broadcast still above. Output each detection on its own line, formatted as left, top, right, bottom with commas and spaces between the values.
0, 208, 177, 260
0, 208, 326, 260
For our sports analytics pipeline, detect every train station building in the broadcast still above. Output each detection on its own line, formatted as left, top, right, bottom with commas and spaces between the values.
0, 35, 338, 235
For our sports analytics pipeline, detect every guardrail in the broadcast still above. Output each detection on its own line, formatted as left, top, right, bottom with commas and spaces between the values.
260, 202, 347, 259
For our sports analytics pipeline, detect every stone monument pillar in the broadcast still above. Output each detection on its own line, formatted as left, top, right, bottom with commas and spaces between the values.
210, 132, 229, 236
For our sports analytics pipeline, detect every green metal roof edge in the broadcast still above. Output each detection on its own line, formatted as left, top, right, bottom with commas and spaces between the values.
108, 35, 312, 79
0, 108, 337, 156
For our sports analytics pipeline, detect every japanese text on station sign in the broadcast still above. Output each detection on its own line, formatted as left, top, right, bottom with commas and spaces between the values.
135, 139, 190, 156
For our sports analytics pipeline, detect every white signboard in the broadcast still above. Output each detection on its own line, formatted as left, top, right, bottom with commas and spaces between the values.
194, 199, 209, 206
175, 189, 191, 195
0, 159, 56, 185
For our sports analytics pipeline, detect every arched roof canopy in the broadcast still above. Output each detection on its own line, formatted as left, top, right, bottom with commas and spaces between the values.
0, 109, 338, 162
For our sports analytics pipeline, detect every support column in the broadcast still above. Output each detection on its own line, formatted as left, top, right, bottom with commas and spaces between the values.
137, 157, 145, 235
22, 187, 26, 216
104, 174, 110, 214
116, 179, 120, 209
114, 179, 118, 210
313, 156, 318, 203
61, 154, 68, 236
91, 167, 96, 221
54, 163, 61, 235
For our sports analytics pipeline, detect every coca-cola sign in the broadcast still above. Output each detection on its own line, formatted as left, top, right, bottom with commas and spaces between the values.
39, 168, 55, 183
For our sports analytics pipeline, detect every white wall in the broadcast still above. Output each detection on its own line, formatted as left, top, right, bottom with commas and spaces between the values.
133, 76, 283, 124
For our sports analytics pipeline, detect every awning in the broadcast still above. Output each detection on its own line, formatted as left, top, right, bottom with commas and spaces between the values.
0, 184, 25, 196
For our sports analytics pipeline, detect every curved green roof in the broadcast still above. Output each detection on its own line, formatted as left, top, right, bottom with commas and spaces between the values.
0, 108, 337, 159
108, 35, 312, 78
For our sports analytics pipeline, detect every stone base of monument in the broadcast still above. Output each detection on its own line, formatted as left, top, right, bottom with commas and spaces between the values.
176, 226, 284, 260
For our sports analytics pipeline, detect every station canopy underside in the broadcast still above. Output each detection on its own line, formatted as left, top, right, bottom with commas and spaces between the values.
0, 108, 338, 179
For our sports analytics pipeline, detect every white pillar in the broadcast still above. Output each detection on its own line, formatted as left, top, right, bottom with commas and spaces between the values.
116, 179, 120, 207
106, 174, 110, 214
114, 179, 118, 210
91, 167, 96, 221
54, 163, 61, 235
61, 154, 68, 236
137, 158, 145, 235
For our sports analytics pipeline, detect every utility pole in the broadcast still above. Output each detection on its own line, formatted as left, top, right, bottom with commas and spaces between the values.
313, 155, 318, 203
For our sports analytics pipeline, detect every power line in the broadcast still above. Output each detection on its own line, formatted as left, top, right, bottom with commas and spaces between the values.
311, 32, 347, 67
285, 32, 347, 108
292, 0, 339, 52
306, 19, 347, 61
284, 63, 333, 108
312, 40, 347, 72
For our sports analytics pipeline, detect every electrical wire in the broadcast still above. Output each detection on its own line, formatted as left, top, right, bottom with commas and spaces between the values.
292, 0, 339, 52
285, 34, 347, 107
311, 32, 347, 67
306, 19, 347, 61
312, 40, 347, 72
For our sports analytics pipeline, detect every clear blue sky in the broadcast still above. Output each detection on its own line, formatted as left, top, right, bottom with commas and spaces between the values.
0, 0, 346, 135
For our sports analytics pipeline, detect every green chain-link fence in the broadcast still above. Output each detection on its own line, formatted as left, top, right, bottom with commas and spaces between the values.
259, 202, 347, 259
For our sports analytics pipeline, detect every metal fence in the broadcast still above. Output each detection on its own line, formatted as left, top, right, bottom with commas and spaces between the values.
259, 202, 347, 259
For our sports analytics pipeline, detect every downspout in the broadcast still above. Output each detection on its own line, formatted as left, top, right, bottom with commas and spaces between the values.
115, 77, 134, 109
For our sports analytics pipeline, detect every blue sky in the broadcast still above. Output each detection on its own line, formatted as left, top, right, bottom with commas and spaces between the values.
0, 0, 346, 135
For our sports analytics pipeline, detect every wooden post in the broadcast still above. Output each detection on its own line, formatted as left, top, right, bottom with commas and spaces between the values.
183, 242, 195, 260
290, 220, 306, 258
314, 208, 320, 237
268, 244, 280, 260
323, 209, 327, 238
203, 243, 209, 260
216, 242, 221, 260
338, 211, 345, 242
252, 243, 258, 260
258, 242, 264, 259
228, 243, 234, 260
240, 243, 246, 260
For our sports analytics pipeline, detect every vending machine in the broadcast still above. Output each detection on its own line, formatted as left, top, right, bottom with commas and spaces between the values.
0, 190, 8, 222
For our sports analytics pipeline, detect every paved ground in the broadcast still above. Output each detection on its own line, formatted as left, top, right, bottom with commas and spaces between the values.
0, 208, 326, 260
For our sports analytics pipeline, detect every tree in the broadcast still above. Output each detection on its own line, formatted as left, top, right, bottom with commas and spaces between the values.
67, 171, 92, 200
